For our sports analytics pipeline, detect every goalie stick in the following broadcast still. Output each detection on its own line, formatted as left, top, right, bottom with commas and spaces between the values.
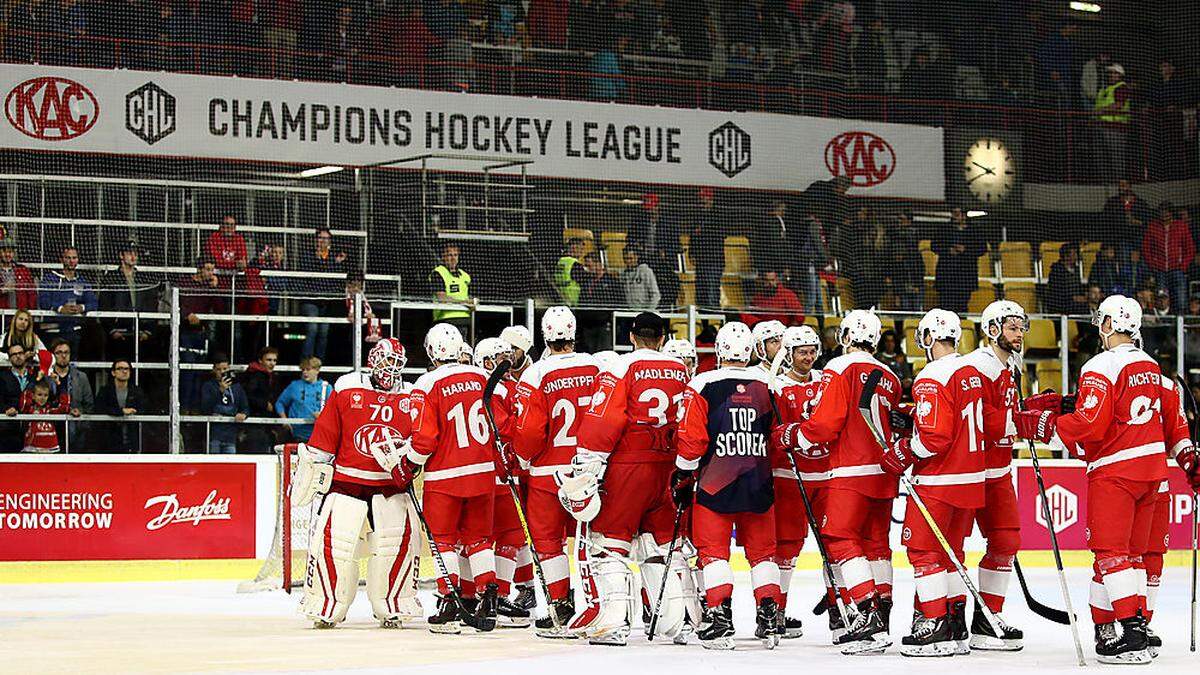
766, 348, 852, 629
1011, 365, 1086, 666
1174, 375, 1199, 653
481, 359, 563, 632
857, 368, 1008, 640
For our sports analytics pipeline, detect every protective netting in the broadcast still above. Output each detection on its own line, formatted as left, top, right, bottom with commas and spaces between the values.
2, 1, 1199, 435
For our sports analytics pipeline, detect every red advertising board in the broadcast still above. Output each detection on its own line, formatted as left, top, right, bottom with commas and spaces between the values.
1016, 464, 1195, 551
0, 462, 256, 560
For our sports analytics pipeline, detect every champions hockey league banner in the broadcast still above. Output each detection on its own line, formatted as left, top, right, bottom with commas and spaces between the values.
0, 64, 944, 199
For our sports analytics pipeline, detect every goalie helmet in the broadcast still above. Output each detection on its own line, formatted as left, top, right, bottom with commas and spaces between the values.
838, 309, 882, 349
715, 321, 754, 364
916, 308, 962, 352
425, 323, 465, 364
781, 325, 821, 369
499, 325, 533, 353
367, 338, 407, 391
1093, 294, 1142, 340
980, 299, 1028, 340
542, 305, 577, 342
473, 337, 512, 372
751, 320, 786, 361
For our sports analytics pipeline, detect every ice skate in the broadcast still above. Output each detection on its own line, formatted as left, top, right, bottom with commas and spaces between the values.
1095, 617, 1151, 665
969, 604, 1023, 651
755, 598, 781, 649
697, 600, 735, 651
900, 614, 956, 657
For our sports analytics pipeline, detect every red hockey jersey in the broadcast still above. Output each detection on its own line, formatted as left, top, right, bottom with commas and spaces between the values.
512, 352, 598, 491
577, 349, 689, 465
908, 353, 995, 509
306, 372, 412, 487
410, 364, 497, 497
967, 346, 1020, 481
1053, 343, 1188, 482
772, 370, 829, 485
791, 350, 902, 498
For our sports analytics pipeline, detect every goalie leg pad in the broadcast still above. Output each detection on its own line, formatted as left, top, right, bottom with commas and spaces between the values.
302, 492, 368, 625
366, 492, 421, 622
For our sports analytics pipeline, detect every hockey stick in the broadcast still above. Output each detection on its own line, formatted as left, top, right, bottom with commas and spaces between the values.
1175, 375, 1199, 652
404, 485, 479, 629
1012, 367, 1085, 664
766, 348, 852, 628
646, 499, 687, 641
481, 359, 562, 631
857, 368, 1007, 639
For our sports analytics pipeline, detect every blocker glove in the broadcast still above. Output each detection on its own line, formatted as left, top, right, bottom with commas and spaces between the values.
1014, 409, 1057, 443
671, 468, 696, 508
1023, 391, 1063, 414
881, 437, 914, 476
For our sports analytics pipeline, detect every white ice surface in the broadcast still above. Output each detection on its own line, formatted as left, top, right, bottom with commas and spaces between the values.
3, 565, 1196, 674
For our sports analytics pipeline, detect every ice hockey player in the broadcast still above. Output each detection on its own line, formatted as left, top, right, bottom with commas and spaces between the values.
498, 324, 537, 609
290, 337, 422, 629
1013, 295, 1199, 664
673, 321, 784, 650
881, 309, 994, 657
663, 339, 697, 377
473, 337, 532, 627
751, 319, 785, 369
775, 309, 901, 655
512, 306, 599, 636
563, 311, 691, 645
386, 324, 501, 634
968, 299, 1029, 650
770, 325, 826, 639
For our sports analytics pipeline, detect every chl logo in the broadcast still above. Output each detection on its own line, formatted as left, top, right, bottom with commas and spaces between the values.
824, 131, 895, 187
5, 76, 99, 141
1035, 484, 1078, 534
708, 121, 751, 178
126, 82, 176, 145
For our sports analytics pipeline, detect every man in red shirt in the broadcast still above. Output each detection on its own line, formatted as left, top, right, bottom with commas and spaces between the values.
206, 214, 248, 271
1141, 202, 1195, 314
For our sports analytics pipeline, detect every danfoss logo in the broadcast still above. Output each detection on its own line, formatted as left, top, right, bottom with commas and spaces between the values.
824, 131, 895, 187
5, 76, 99, 141
144, 490, 231, 530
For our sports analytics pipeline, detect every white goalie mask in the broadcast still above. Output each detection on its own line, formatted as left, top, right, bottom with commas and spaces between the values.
425, 323, 466, 364
715, 321, 754, 364
751, 320, 786, 361
542, 305, 577, 342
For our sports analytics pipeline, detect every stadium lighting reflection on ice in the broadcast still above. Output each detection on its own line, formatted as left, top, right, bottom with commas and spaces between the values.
298, 165, 344, 178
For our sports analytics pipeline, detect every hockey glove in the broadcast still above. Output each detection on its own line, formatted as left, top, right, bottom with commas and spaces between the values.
1176, 447, 1200, 491
881, 437, 914, 476
671, 468, 696, 508
1014, 409, 1057, 443
889, 405, 915, 435
1023, 391, 1063, 414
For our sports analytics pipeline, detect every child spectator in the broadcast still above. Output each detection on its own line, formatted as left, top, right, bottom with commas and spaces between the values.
200, 356, 249, 454
274, 356, 331, 443
21, 379, 69, 453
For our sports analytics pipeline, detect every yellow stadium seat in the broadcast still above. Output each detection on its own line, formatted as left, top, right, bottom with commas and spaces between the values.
999, 241, 1033, 279
1003, 281, 1038, 314
968, 282, 997, 314
1024, 318, 1057, 352
1080, 241, 1101, 279
1039, 241, 1064, 280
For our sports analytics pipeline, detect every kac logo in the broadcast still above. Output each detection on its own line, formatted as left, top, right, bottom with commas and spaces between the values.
1035, 484, 1078, 534
824, 131, 895, 187
5, 76, 99, 141
126, 82, 175, 145
708, 121, 751, 178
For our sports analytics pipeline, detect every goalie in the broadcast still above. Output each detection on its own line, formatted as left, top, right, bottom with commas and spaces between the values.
288, 338, 422, 629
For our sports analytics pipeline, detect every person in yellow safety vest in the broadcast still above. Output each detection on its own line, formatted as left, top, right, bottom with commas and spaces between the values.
554, 238, 589, 306
428, 242, 474, 338
1094, 63, 1131, 181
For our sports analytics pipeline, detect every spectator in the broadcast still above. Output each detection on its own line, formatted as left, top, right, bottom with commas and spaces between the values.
207, 214, 248, 271
177, 257, 225, 412
275, 356, 332, 443
428, 242, 474, 339
200, 356, 249, 454
1045, 242, 1088, 316
19, 379, 69, 453
620, 247, 660, 310
1142, 203, 1195, 314
262, 0, 302, 77
741, 270, 804, 327
690, 187, 725, 310
1093, 63, 1131, 180
38, 246, 97, 356
0, 239, 37, 310
554, 238, 589, 306
46, 338, 92, 449
99, 243, 160, 360
885, 212, 925, 312
296, 228, 347, 360
932, 209, 986, 314
1, 342, 42, 451
94, 359, 146, 453
240, 346, 282, 453
0, 308, 49, 371
1100, 179, 1152, 258
628, 193, 680, 310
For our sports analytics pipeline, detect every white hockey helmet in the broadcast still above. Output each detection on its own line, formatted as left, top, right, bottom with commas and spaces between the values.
593, 350, 621, 373
367, 337, 407, 391
980, 299, 1028, 340
715, 321, 754, 364
542, 305, 577, 342
916, 308, 962, 352
782, 325, 821, 368
499, 325, 533, 353
1093, 294, 1142, 341
473, 337, 512, 372
663, 339, 698, 376
751, 320, 786, 361
425, 323, 466, 364
838, 309, 883, 349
